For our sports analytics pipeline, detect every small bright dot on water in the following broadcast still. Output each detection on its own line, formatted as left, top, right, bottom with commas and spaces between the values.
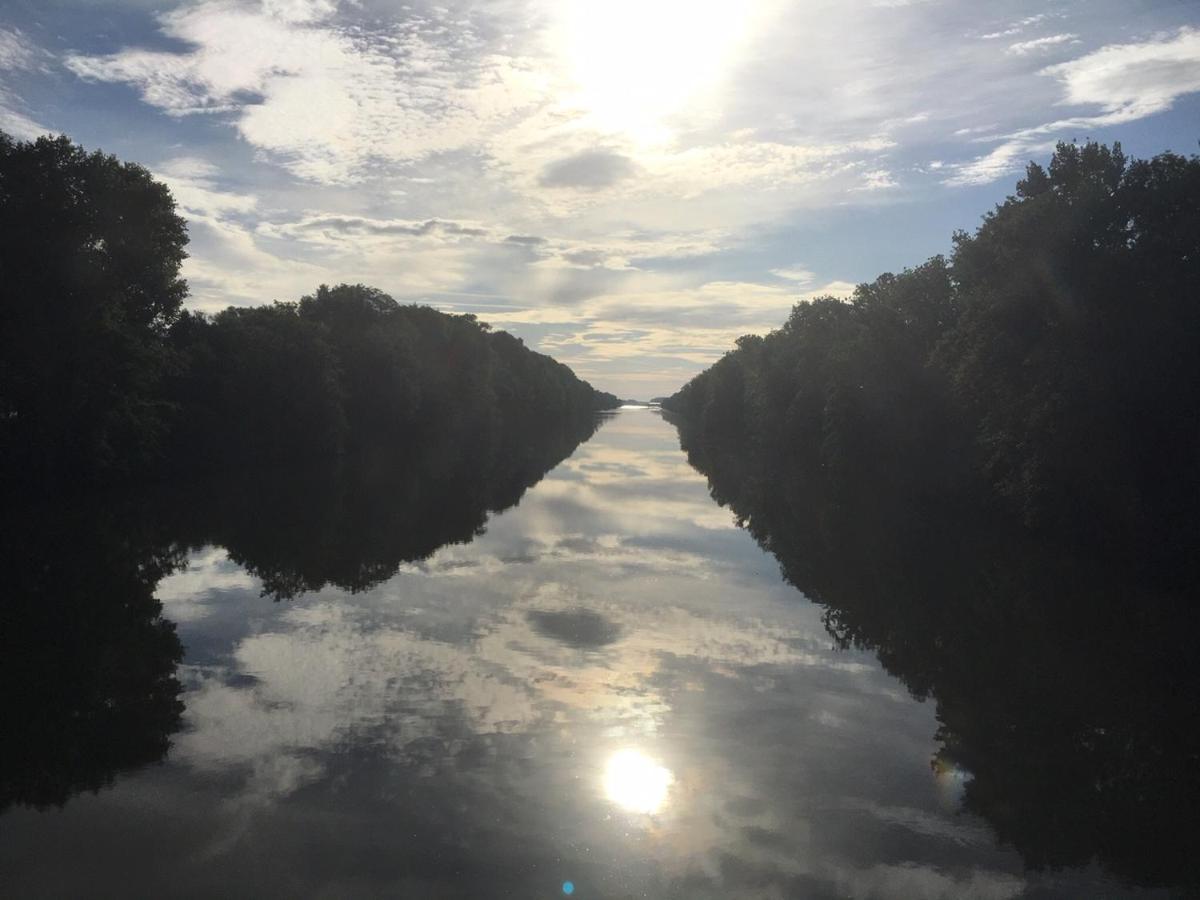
562, 881, 575, 895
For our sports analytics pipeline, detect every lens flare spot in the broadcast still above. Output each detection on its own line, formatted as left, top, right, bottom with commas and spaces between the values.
603, 749, 673, 814
562, 881, 575, 895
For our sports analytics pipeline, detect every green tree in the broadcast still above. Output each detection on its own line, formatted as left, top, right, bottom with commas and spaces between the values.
0, 133, 188, 484
940, 142, 1200, 557
668, 141, 1199, 574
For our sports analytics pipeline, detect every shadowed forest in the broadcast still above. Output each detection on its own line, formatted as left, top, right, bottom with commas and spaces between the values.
3, 130, 1199, 894
664, 142, 1200, 890
0, 133, 620, 490
666, 142, 1199, 586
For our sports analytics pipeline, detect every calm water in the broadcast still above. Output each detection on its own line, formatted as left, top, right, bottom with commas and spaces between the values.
0, 410, 1185, 897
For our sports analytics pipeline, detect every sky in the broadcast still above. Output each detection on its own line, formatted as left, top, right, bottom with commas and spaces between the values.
0, 0, 1197, 398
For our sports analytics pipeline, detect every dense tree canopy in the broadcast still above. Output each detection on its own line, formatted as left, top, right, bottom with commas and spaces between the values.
0, 133, 619, 489
667, 143, 1200, 879
163, 285, 619, 472
0, 133, 188, 482
666, 142, 1200, 580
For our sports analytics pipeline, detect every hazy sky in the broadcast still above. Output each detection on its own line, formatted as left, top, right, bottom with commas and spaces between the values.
1, 0, 1197, 397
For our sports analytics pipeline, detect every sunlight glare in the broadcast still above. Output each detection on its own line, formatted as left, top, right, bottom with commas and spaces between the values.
603, 749, 674, 814
558, 0, 756, 142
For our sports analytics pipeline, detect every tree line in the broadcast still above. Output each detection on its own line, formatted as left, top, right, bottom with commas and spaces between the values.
665, 142, 1200, 581
0, 133, 620, 489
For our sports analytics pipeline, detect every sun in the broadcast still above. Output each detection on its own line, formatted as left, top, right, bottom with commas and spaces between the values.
603, 749, 674, 814
555, 0, 758, 143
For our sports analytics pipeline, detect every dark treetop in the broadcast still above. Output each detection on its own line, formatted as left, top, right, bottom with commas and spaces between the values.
663, 140, 1200, 890
0, 132, 620, 490
665, 141, 1200, 587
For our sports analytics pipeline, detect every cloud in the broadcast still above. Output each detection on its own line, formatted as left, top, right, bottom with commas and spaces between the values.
770, 266, 816, 284
155, 157, 259, 217
980, 14, 1047, 40
1007, 34, 1079, 56
853, 168, 899, 191
0, 28, 51, 138
833, 863, 1024, 900
260, 0, 337, 23
948, 27, 1200, 186
1045, 26, 1200, 115
539, 149, 638, 189
0, 27, 41, 71
0, 98, 48, 140
65, 0, 549, 183
475, 274, 859, 395
262, 214, 489, 240
504, 233, 547, 246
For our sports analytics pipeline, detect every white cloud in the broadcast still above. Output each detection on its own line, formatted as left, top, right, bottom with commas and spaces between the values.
948, 27, 1200, 186
475, 274, 858, 394
260, 0, 338, 24
0, 29, 51, 138
1007, 34, 1079, 56
157, 547, 261, 622
980, 14, 1047, 41
770, 266, 816, 284
0, 27, 40, 71
1045, 26, 1200, 116
0, 96, 48, 140
156, 160, 259, 218
66, 0, 549, 183
853, 168, 899, 191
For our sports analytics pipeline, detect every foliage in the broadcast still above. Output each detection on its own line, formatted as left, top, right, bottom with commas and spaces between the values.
164, 284, 620, 472
666, 142, 1200, 577
0, 133, 619, 488
0, 134, 188, 482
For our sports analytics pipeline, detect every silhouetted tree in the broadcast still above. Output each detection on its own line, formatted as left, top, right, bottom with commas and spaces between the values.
165, 283, 620, 473
0, 133, 620, 488
939, 142, 1200, 561
0, 133, 188, 484
666, 142, 1200, 579
166, 303, 348, 467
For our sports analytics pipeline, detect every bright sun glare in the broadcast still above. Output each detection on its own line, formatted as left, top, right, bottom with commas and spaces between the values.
558, 0, 756, 142
603, 749, 674, 814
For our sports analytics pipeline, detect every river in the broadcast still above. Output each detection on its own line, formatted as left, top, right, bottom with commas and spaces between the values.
0, 409, 1184, 897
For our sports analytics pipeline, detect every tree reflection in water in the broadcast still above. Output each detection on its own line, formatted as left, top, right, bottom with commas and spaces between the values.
0, 414, 603, 809
0, 502, 185, 811
671, 416, 1200, 892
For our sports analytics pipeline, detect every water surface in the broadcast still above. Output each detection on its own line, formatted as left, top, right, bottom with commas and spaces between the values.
0, 410, 1179, 897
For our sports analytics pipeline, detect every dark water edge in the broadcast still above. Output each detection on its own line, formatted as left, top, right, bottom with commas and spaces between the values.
0, 409, 1194, 898
0, 414, 603, 811
670, 411, 1200, 894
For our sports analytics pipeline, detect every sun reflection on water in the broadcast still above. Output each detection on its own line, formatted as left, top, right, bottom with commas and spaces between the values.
603, 749, 674, 814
